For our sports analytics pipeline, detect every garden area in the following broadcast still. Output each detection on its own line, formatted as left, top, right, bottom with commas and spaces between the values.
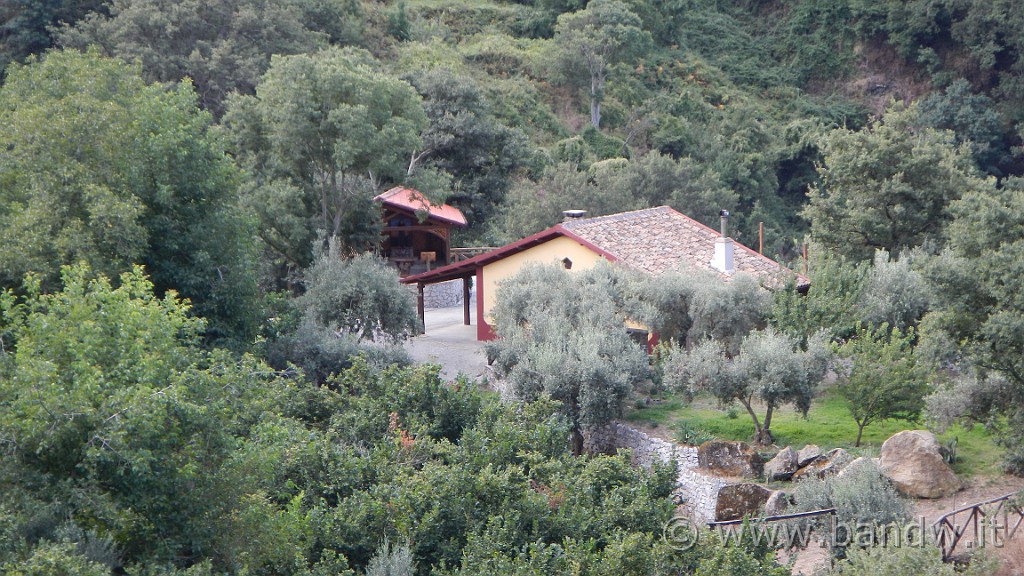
626, 388, 1005, 477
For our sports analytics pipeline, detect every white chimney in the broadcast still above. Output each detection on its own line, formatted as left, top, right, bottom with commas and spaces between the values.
711, 209, 735, 274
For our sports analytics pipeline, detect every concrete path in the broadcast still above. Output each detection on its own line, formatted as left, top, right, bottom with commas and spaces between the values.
404, 299, 489, 382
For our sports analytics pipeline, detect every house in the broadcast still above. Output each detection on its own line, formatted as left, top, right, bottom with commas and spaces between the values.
400, 206, 808, 345
375, 186, 467, 276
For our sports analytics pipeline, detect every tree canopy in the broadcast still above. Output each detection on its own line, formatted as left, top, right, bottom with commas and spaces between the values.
486, 262, 649, 454
803, 103, 994, 260
0, 49, 258, 343
225, 47, 428, 275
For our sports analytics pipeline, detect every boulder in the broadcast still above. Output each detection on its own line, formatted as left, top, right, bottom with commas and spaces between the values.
792, 448, 851, 481
764, 490, 789, 516
698, 441, 765, 478
796, 444, 821, 468
878, 430, 961, 498
715, 483, 772, 521
764, 446, 799, 481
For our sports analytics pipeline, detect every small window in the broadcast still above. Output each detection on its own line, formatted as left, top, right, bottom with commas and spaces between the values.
562, 257, 572, 269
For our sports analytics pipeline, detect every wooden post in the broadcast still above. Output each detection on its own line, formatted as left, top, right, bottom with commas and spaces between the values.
463, 276, 471, 326
758, 221, 764, 254
417, 282, 425, 333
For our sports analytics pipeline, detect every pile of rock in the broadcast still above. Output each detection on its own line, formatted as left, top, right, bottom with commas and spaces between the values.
763, 444, 851, 482
705, 430, 962, 521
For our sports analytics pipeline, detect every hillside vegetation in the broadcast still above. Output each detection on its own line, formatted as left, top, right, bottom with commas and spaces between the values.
3, 0, 1024, 574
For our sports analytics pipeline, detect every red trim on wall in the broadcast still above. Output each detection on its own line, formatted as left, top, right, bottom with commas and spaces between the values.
475, 267, 496, 340
647, 331, 660, 354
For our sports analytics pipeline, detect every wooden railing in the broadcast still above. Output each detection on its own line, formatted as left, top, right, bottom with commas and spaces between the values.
450, 247, 496, 263
706, 508, 837, 528
932, 491, 1023, 561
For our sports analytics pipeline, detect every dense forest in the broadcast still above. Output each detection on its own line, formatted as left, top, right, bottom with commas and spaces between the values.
3, 0, 1024, 574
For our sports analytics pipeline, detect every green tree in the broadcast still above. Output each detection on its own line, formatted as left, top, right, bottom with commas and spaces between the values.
921, 177, 1024, 472
836, 325, 929, 447
918, 79, 1010, 176
554, 0, 651, 129
771, 247, 869, 341
0, 49, 258, 344
404, 68, 529, 228
0, 0, 105, 73
225, 47, 428, 274
803, 102, 993, 260
486, 263, 649, 454
664, 329, 830, 445
57, 0, 363, 116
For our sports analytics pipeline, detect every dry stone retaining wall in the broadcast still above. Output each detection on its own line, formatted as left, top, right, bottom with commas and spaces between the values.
594, 423, 740, 524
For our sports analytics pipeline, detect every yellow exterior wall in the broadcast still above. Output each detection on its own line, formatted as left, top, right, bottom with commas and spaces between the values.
481, 236, 604, 322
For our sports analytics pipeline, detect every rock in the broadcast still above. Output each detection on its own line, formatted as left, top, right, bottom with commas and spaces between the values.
764, 446, 799, 481
837, 456, 877, 478
764, 490, 789, 516
792, 448, 851, 481
796, 444, 821, 468
698, 441, 765, 478
715, 483, 772, 521
878, 430, 961, 498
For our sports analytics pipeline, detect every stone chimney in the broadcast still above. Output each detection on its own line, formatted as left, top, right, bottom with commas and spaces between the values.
562, 209, 587, 222
711, 209, 735, 274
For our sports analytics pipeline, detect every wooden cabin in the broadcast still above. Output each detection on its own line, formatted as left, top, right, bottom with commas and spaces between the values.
375, 186, 467, 276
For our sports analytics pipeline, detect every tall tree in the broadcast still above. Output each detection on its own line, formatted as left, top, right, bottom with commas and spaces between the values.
225, 47, 428, 274
0, 49, 258, 344
404, 68, 529, 227
0, 0, 106, 73
554, 0, 650, 129
803, 102, 993, 260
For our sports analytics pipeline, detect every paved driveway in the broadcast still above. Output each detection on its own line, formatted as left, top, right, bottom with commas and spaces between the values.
404, 301, 489, 382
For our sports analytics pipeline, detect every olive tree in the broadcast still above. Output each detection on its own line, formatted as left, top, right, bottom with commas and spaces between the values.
486, 262, 649, 454
664, 328, 830, 445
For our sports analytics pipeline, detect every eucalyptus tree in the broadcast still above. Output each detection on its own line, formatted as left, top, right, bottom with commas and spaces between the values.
554, 0, 651, 129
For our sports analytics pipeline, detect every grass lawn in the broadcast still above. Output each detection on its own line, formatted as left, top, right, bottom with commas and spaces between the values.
625, 388, 1004, 477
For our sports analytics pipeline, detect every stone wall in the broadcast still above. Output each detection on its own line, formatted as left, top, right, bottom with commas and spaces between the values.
423, 279, 465, 308
595, 423, 739, 525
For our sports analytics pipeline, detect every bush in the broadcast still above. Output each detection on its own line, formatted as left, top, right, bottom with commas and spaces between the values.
830, 545, 997, 576
790, 459, 911, 554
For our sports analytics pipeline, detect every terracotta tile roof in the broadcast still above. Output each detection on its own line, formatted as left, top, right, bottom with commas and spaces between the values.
375, 186, 467, 226
560, 206, 807, 288
402, 206, 807, 289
